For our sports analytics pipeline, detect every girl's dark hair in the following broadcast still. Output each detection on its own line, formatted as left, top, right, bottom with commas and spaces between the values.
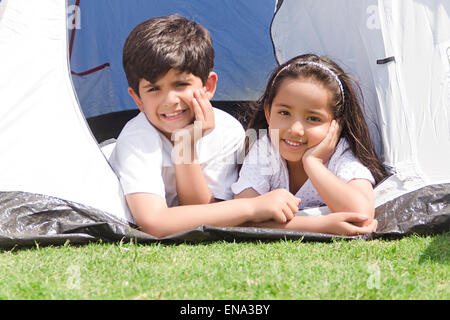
123, 14, 214, 96
246, 54, 386, 183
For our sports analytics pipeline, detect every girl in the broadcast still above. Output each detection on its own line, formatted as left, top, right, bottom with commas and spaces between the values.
233, 54, 386, 235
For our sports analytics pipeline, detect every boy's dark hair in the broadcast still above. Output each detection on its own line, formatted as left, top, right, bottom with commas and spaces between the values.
245, 53, 387, 184
123, 14, 214, 96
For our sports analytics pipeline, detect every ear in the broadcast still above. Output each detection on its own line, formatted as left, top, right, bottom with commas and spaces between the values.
204, 72, 218, 100
128, 87, 144, 112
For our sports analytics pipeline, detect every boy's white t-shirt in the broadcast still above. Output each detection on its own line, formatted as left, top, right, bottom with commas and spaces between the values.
109, 108, 245, 207
231, 135, 375, 209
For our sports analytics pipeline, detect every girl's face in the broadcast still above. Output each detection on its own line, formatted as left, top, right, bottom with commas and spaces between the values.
265, 77, 334, 163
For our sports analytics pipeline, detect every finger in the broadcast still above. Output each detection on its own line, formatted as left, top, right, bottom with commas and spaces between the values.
317, 122, 336, 150
192, 94, 205, 123
370, 219, 378, 232
336, 222, 367, 236
282, 205, 294, 221
286, 191, 302, 205
286, 198, 299, 216
341, 212, 369, 224
274, 209, 288, 223
199, 88, 215, 126
321, 123, 333, 144
194, 89, 208, 114
327, 120, 339, 145
348, 223, 376, 235
335, 119, 343, 136
332, 120, 342, 145
344, 217, 377, 235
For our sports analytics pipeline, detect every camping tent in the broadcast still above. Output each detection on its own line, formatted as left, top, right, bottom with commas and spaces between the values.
0, 0, 448, 247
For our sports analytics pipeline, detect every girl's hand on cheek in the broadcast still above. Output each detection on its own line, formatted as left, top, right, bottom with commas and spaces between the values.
303, 119, 341, 165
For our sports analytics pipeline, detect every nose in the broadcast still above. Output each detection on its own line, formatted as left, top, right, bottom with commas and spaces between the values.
289, 120, 304, 137
163, 89, 180, 106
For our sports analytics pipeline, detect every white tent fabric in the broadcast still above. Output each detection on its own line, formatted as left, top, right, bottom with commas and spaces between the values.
0, 0, 132, 223
272, 0, 450, 207
0, 0, 448, 226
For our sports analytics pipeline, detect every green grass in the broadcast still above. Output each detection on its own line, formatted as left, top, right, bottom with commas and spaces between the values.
0, 233, 448, 299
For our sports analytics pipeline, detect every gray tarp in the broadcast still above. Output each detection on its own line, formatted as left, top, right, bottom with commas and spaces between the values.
1, 184, 448, 249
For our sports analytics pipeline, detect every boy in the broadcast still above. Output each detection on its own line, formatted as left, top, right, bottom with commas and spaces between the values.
109, 15, 300, 238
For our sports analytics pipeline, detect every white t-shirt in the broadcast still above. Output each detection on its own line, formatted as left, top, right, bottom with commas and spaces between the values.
109, 108, 245, 207
231, 135, 375, 209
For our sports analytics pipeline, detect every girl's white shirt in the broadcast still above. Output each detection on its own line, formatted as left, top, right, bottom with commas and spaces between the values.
231, 135, 375, 209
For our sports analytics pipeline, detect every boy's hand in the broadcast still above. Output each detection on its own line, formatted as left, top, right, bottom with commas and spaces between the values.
319, 212, 377, 235
192, 88, 215, 136
249, 189, 301, 223
303, 119, 341, 165
172, 88, 215, 163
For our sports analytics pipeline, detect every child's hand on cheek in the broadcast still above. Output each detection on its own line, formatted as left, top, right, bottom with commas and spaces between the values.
172, 88, 215, 163
302, 119, 341, 165
192, 88, 215, 136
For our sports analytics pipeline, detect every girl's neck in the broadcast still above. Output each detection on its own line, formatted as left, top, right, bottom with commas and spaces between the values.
286, 160, 308, 194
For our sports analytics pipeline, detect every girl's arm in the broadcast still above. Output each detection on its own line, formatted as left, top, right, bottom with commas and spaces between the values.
242, 213, 377, 236
235, 187, 376, 235
303, 159, 374, 218
302, 120, 375, 222
126, 188, 299, 238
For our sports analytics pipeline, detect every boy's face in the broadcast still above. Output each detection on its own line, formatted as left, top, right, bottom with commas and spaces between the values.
128, 68, 217, 140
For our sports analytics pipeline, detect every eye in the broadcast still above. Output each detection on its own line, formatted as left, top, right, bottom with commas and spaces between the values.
146, 86, 159, 93
176, 82, 190, 87
278, 110, 290, 116
307, 116, 322, 122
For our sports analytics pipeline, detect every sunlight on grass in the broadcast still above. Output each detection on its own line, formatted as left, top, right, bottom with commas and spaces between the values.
0, 233, 448, 299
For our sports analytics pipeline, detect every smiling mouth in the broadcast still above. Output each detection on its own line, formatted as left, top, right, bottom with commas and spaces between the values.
161, 109, 188, 120
282, 139, 306, 149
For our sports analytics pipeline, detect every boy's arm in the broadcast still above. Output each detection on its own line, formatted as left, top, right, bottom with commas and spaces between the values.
175, 161, 215, 204
126, 193, 250, 237
172, 88, 216, 205
126, 189, 300, 238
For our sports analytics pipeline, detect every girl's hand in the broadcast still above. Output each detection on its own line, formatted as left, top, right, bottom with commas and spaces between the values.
249, 189, 301, 223
303, 119, 341, 165
319, 212, 377, 235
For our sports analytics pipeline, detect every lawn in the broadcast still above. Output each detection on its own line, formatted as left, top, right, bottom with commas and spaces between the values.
0, 233, 448, 300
